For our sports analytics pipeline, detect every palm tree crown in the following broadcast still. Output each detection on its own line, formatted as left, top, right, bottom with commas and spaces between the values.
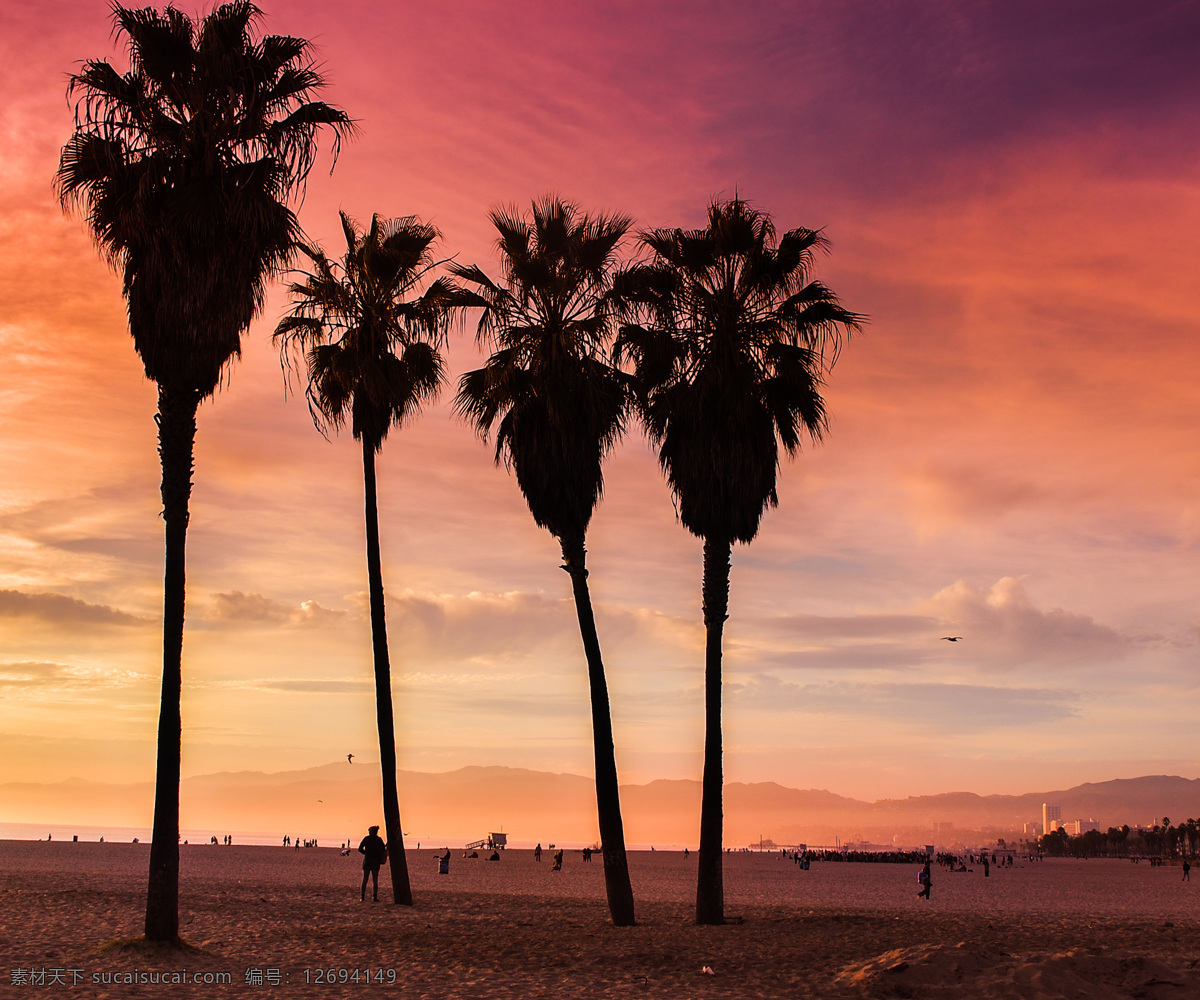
276, 211, 456, 446
58, 0, 353, 395
616, 197, 863, 542
452, 196, 634, 539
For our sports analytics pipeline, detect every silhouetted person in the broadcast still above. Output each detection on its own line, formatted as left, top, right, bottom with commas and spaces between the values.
358, 825, 388, 901
552, 849, 564, 871
917, 861, 932, 899
1183, 860, 1191, 882
534, 843, 542, 862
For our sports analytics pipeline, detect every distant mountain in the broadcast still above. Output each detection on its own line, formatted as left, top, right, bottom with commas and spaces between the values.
1, 767, 1196, 848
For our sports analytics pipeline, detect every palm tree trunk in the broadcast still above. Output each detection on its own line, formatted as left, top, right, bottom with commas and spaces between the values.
695, 536, 731, 925
145, 385, 200, 942
362, 439, 412, 906
560, 534, 636, 926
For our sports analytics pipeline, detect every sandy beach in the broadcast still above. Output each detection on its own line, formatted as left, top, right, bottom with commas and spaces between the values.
1, 842, 1197, 998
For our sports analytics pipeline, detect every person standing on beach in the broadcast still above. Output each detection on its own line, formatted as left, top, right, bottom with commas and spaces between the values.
1183, 860, 1191, 881
917, 861, 932, 899
534, 843, 542, 862
552, 848, 564, 871
358, 825, 389, 902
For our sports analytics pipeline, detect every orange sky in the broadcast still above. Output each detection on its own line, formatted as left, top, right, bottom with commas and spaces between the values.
2, 1, 1200, 806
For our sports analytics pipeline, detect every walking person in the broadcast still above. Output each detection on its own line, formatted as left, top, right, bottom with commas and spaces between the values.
358, 825, 388, 901
1183, 859, 1191, 882
917, 861, 932, 899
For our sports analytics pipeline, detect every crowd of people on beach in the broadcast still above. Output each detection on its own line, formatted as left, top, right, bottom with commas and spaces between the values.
807, 848, 930, 864
282, 835, 325, 848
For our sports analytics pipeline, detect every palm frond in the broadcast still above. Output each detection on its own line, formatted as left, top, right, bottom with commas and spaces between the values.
275, 208, 458, 446
452, 196, 633, 539
59, 1, 352, 398
626, 197, 863, 542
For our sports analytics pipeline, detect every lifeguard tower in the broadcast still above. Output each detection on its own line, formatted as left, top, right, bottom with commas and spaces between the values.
466, 832, 507, 851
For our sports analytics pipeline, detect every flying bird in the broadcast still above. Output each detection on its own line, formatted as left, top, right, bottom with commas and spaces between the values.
347, 753, 354, 763
941, 636, 962, 642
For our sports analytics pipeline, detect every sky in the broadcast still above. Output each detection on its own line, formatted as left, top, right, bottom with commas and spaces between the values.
2, 0, 1200, 808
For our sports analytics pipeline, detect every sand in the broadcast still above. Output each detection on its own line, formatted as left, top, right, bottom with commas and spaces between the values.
1, 843, 1197, 998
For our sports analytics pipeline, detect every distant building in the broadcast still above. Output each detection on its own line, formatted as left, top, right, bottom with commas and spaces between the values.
1042, 802, 1061, 836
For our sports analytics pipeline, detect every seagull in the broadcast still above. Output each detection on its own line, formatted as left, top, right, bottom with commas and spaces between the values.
347, 753, 354, 763
941, 636, 962, 642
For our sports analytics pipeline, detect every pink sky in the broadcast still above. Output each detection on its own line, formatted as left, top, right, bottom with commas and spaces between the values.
2, 1, 1199, 807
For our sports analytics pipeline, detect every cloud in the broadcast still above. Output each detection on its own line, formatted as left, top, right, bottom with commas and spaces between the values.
211, 591, 291, 623
440, 692, 590, 721
0, 589, 148, 627
186, 676, 372, 695
722, 579, 1129, 675
0, 661, 73, 688
293, 599, 350, 627
0, 660, 145, 690
902, 463, 1052, 527
752, 613, 938, 642
730, 675, 1080, 732
745, 643, 932, 674
384, 590, 581, 661
378, 588, 700, 670
925, 577, 1128, 668
723, 611, 941, 673
207, 592, 349, 628
254, 679, 372, 694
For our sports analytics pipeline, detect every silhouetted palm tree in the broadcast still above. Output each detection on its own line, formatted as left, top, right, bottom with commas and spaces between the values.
453, 197, 637, 925
615, 198, 862, 924
57, 1, 350, 942
275, 211, 459, 906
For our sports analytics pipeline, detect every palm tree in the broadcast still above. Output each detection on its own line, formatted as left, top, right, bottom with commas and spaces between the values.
453, 196, 637, 925
57, 2, 350, 942
275, 210, 458, 906
614, 197, 862, 924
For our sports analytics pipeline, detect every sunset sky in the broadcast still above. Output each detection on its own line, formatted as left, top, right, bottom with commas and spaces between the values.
2, 1, 1199, 810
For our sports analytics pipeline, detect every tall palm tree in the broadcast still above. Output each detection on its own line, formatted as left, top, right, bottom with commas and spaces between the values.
453, 196, 637, 925
57, 2, 350, 942
614, 198, 862, 925
275, 210, 458, 906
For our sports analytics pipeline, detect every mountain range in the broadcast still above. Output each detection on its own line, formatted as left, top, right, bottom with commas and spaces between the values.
2, 766, 1196, 848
